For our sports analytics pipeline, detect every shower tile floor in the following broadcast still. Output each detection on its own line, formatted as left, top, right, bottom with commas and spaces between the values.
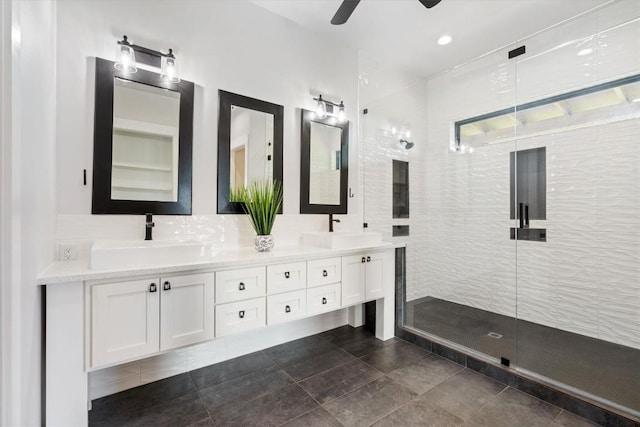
89, 325, 599, 426
405, 297, 640, 415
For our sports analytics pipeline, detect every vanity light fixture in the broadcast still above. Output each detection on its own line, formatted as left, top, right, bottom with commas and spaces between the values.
114, 35, 180, 82
313, 95, 347, 123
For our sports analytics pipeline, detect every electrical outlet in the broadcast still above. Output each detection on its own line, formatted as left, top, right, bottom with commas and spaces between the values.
58, 244, 78, 261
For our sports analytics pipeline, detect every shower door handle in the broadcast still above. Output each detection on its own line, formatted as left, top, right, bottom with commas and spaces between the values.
524, 204, 530, 229
519, 203, 524, 229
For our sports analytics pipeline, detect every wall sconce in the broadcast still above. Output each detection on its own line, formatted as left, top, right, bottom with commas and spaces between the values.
115, 35, 180, 83
313, 95, 347, 123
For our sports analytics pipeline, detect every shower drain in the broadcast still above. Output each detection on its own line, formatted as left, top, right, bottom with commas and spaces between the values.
488, 332, 503, 339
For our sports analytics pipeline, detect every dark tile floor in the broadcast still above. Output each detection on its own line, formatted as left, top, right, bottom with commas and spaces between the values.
89, 326, 600, 427
405, 297, 640, 413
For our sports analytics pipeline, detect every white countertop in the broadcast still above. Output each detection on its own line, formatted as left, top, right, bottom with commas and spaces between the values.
38, 242, 403, 285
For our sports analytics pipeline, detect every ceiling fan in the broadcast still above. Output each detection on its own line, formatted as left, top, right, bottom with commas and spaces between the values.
331, 0, 442, 25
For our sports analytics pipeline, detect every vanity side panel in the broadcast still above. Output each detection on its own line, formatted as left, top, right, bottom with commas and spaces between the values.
46, 282, 88, 426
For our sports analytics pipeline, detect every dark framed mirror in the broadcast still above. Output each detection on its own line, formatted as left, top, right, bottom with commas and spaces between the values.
92, 57, 195, 214
217, 90, 284, 214
300, 109, 349, 214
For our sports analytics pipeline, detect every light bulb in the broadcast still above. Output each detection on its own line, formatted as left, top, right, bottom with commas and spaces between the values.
161, 49, 180, 83
316, 95, 327, 119
114, 38, 137, 73
337, 101, 346, 123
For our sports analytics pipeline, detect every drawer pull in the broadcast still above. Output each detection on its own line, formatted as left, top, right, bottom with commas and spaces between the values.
361, 257, 366, 263
322, 269, 328, 277
322, 297, 327, 305
149, 283, 157, 293
366, 256, 371, 262
285, 305, 291, 313
284, 271, 290, 279
239, 282, 245, 291
163, 281, 171, 291
238, 310, 245, 319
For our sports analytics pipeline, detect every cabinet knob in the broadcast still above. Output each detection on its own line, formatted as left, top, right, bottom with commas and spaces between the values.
322, 269, 328, 277
149, 283, 157, 293
361, 257, 366, 263
322, 297, 327, 305
163, 281, 171, 291
366, 256, 371, 262
284, 271, 290, 279
285, 305, 291, 313
238, 310, 245, 319
239, 282, 245, 291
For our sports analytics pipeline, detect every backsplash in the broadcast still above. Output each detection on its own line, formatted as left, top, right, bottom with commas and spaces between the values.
56, 213, 363, 261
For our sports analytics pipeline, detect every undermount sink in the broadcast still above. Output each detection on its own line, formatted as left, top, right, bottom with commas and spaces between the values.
90, 239, 210, 270
301, 231, 382, 249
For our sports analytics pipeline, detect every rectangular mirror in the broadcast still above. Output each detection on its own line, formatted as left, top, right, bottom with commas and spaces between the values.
92, 57, 194, 214
217, 90, 283, 214
300, 109, 349, 214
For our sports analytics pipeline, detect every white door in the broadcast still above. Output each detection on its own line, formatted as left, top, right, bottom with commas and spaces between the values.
160, 272, 215, 351
341, 254, 366, 306
365, 251, 392, 301
91, 278, 160, 368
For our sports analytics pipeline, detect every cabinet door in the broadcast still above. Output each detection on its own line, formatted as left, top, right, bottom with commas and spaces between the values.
307, 283, 341, 315
91, 278, 160, 368
341, 255, 366, 307
160, 273, 215, 351
365, 251, 392, 301
267, 289, 307, 324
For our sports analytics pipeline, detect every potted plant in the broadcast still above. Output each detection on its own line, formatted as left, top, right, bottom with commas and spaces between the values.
234, 179, 283, 252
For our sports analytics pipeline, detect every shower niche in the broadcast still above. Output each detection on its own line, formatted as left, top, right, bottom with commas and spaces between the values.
509, 147, 546, 242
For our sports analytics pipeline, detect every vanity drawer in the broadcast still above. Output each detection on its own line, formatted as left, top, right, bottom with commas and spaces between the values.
307, 283, 341, 315
267, 289, 307, 324
215, 266, 265, 304
267, 261, 307, 294
307, 257, 341, 287
215, 297, 265, 337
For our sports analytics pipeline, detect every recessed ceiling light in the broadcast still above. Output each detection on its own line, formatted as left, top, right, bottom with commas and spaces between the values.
577, 48, 593, 57
438, 35, 452, 46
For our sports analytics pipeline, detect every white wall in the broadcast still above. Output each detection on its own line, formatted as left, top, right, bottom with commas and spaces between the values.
0, 1, 57, 425
409, 0, 640, 349
55, 0, 363, 257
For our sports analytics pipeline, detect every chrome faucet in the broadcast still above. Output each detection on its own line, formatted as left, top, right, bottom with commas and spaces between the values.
145, 213, 155, 240
329, 213, 340, 232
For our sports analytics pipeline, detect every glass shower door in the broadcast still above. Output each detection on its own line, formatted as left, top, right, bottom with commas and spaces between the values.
513, 1, 640, 416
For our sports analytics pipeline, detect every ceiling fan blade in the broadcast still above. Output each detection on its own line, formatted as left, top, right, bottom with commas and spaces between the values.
331, 0, 361, 25
418, 0, 442, 8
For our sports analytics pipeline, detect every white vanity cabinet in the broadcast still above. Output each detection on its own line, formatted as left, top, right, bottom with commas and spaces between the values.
89, 272, 214, 368
44, 245, 397, 427
341, 251, 393, 306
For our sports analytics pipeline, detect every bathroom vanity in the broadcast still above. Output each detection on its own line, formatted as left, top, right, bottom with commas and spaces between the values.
39, 241, 395, 426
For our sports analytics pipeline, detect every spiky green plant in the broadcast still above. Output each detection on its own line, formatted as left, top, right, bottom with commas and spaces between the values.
239, 180, 283, 236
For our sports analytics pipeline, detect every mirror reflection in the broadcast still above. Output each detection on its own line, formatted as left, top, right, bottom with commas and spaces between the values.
309, 121, 342, 205
229, 105, 274, 192
217, 90, 283, 214
111, 78, 181, 202
300, 109, 349, 214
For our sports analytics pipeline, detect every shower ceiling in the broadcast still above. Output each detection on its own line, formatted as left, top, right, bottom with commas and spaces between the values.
250, 0, 610, 78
